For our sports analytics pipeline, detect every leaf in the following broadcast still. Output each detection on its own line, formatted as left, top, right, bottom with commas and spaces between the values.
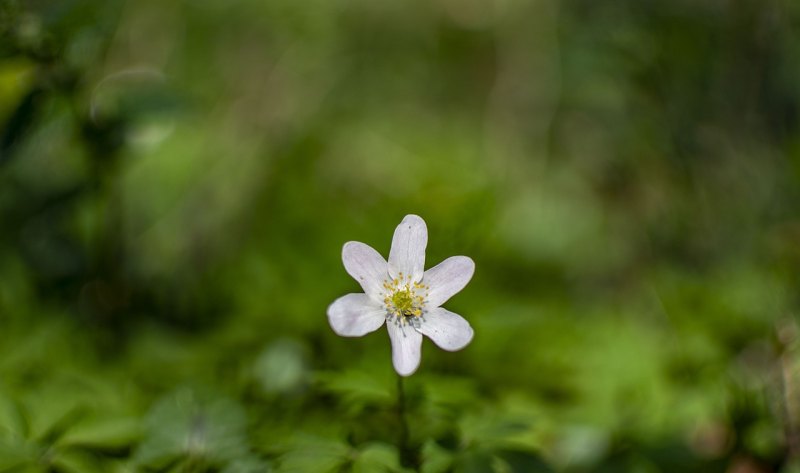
50, 449, 106, 473
57, 416, 141, 451
420, 440, 454, 473
316, 370, 394, 413
0, 436, 37, 471
351, 442, 403, 473
0, 394, 26, 440
458, 412, 533, 451
134, 388, 249, 469
21, 382, 93, 445
276, 436, 351, 473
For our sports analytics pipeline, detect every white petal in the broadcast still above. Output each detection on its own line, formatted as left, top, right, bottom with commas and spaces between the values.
423, 256, 475, 308
388, 215, 428, 283
416, 307, 473, 351
327, 293, 386, 337
342, 241, 389, 301
386, 319, 423, 376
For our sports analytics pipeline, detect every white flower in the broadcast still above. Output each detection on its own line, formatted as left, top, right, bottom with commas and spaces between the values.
327, 214, 475, 376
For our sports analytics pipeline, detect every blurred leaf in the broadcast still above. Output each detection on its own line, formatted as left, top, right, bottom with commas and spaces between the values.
51, 449, 105, 473
351, 442, 403, 473
57, 416, 141, 451
134, 388, 249, 469
420, 440, 455, 473
0, 394, 26, 440
275, 436, 351, 473
458, 410, 535, 451
0, 436, 36, 471
24, 387, 87, 445
316, 369, 394, 413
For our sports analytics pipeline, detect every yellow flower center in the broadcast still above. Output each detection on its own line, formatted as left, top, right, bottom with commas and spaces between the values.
383, 272, 429, 320
391, 290, 416, 315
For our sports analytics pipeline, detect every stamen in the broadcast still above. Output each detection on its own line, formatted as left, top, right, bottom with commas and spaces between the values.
383, 276, 429, 325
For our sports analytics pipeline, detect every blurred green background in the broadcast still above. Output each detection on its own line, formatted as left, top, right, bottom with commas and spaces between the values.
2, 0, 800, 471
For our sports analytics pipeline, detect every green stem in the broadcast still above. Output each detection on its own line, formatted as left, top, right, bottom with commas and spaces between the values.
397, 375, 420, 471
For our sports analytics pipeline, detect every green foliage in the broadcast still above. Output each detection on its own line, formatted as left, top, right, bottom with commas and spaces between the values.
2, 0, 800, 471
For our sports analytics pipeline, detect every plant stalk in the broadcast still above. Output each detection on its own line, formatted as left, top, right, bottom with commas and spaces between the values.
397, 375, 420, 471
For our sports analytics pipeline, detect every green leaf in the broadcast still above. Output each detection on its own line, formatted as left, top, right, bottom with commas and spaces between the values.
352, 442, 403, 473
134, 388, 249, 469
316, 370, 394, 413
420, 440, 454, 473
458, 411, 533, 451
0, 436, 37, 471
57, 416, 141, 451
0, 394, 26, 440
276, 436, 351, 473
50, 449, 106, 473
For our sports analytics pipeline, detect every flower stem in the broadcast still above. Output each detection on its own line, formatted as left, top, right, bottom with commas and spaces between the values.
397, 375, 420, 471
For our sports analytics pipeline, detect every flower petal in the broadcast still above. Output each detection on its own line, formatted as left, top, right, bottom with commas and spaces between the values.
386, 320, 423, 376
327, 293, 386, 337
388, 215, 428, 283
423, 256, 475, 308
342, 241, 389, 301
416, 307, 473, 351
